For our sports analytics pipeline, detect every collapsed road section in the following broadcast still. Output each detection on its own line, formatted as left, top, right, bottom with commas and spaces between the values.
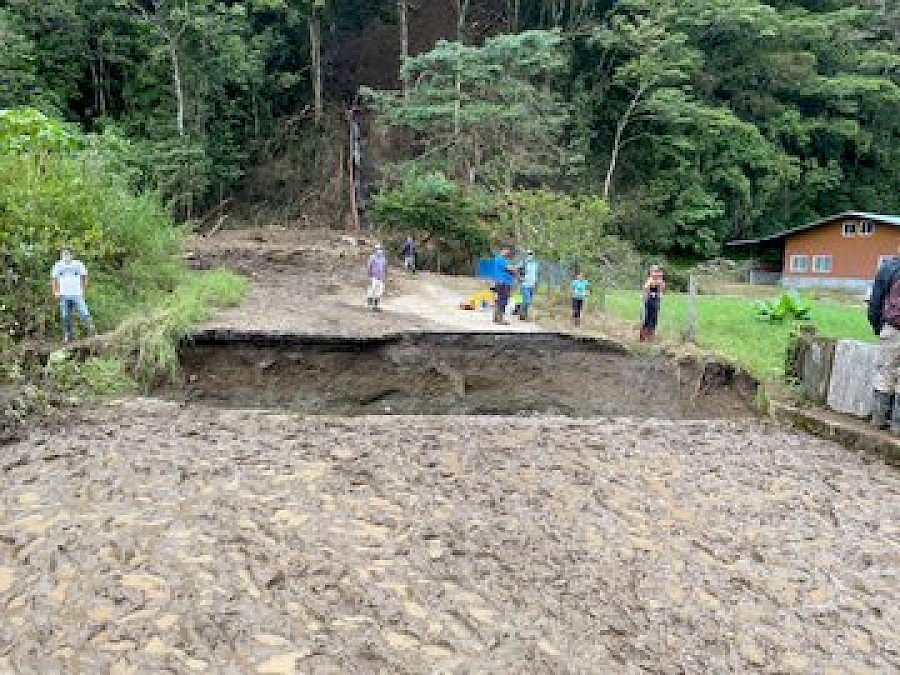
178, 330, 758, 418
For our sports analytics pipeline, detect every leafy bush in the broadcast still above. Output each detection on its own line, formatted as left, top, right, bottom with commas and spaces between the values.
372, 171, 490, 268
0, 109, 184, 339
498, 190, 610, 266
45, 353, 136, 398
755, 292, 812, 322
111, 269, 246, 386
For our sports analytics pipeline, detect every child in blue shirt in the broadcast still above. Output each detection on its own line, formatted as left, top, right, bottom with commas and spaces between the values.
570, 272, 590, 326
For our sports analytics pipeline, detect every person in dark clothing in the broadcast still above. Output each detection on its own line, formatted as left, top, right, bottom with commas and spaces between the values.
492, 247, 517, 325
867, 256, 900, 430
640, 265, 666, 342
402, 236, 416, 273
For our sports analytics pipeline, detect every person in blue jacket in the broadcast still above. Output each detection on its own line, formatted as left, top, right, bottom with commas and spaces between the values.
491, 247, 517, 325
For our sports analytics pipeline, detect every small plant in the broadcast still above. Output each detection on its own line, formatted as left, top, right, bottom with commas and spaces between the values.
755, 292, 811, 322
44, 352, 136, 398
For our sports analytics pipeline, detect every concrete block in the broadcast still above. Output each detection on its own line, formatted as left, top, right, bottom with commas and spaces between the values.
798, 338, 835, 404
827, 340, 878, 417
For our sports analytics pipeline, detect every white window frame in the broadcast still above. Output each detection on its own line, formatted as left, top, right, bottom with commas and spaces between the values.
860, 220, 874, 236
812, 254, 833, 274
842, 221, 857, 237
789, 254, 810, 273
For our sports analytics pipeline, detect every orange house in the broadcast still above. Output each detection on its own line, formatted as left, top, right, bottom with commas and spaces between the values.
729, 211, 900, 293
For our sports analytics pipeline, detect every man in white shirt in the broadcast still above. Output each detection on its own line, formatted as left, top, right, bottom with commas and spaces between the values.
51, 247, 96, 342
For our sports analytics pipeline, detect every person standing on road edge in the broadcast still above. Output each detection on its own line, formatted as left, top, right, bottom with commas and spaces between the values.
571, 271, 590, 327
519, 250, 539, 321
868, 255, 900, 431
51, 247, 96, 343
640, 265, 666, 342
492, 246, 517, 325
403, 236, 416, 274
367, 244, 388, 311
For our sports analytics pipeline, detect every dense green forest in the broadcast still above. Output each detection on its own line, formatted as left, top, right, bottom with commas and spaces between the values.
1, 0, 898, 257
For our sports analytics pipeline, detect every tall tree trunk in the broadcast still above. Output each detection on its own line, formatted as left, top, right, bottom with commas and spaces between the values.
168, 40, 185, 136
507, 0, 521, 31
603, 86, 645, 201
453, 0, 470, 141
309, 13, 323, 126
399, 0, 409, 97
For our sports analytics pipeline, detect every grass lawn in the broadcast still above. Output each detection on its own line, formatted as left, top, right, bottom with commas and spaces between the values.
602, 290, 874, 379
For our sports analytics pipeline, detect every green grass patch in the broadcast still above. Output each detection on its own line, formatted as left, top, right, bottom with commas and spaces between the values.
112, 269, 247, 387
45, 353, 137, 399
604, 290, 873, 379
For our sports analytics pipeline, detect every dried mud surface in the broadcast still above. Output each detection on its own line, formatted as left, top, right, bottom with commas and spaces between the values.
2, 400, 898, 673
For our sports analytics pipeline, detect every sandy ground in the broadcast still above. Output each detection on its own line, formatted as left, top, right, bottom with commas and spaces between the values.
2, 228, 898, 673
190, 230, 543, 337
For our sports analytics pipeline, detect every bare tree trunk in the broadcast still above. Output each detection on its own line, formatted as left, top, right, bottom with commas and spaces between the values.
603, 86, 645, 201
169, 41, 185, 136
129, 2, 186, 137
309, 14, 323, 126
452, 0, 470, 141
399, 0, 409, 97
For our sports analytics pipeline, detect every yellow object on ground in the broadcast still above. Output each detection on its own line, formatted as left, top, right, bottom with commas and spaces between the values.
460, 288, 496, 310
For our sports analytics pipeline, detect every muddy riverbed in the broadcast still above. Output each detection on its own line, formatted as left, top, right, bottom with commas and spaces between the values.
1, 400, 898, 673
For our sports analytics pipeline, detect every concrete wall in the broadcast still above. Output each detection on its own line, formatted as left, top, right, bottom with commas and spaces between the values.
827, 340, 878, 418
792, 335, 878, 418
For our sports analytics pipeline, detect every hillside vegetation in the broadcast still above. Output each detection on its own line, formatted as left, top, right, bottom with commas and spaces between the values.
0, 0, 896, 261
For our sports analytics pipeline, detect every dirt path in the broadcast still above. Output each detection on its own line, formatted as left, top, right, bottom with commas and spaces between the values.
190, 229, 544, 337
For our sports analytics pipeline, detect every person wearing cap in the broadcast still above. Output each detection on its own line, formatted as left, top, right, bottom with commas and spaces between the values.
367, 244, 388, 311
51, 246, 96, 342
518, 250, 539, 321
640, 265, 666, 341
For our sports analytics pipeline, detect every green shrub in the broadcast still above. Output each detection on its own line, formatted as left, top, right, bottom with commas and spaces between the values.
498, 189, 610, 268
755, 292, 812, 322
45, 353, 136, 398
111, 269, 246, 386
372, 172, 490, 266
0, 108, 184, 339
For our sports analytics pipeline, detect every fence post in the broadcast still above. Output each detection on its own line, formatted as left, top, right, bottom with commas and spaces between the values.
685, 275, 698, 343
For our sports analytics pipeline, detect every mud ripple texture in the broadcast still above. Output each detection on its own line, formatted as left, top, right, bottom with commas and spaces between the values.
1, 400, 898, 673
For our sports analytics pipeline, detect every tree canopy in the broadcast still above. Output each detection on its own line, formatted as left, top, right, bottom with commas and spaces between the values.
0, 0, 896, 257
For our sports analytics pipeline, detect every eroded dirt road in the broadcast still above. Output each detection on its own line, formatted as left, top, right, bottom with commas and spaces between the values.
2, 228, 898, 673
188, 229, 542, 337
2, 401, 898, 673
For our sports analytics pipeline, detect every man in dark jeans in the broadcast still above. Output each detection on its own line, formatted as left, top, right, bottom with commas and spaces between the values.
868, 255, 900, 431
492, 247, 516, 325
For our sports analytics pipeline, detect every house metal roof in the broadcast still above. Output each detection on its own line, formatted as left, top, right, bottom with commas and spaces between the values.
727, 211, 900, 247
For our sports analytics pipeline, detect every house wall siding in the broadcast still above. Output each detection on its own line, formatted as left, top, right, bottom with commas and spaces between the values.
782, 218, 900, 280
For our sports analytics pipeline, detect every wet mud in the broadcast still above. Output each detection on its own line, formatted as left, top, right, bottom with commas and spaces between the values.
1, 401, 898, 672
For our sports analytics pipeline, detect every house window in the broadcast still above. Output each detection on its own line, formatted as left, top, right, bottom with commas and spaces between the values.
813, 255, 833, 273
879, 255, 896, 270
842, 221, 857, 237
790, 255, 809, 273
860, 220, 874, 236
